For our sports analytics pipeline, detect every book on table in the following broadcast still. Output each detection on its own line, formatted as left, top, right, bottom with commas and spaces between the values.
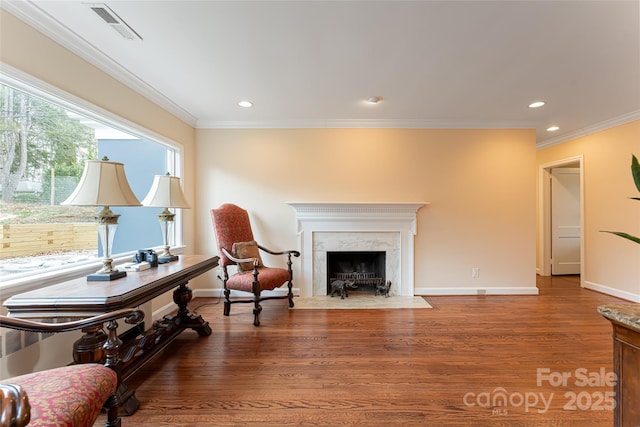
121, 261, 151, 272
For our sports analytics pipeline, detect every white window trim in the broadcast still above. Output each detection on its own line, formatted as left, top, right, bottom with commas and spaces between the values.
1, 246, 185, 296
0, 64, 187, 297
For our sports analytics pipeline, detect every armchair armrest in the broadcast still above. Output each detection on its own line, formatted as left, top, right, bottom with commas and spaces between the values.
220, 246, 300, 270
0, 308, 144, 372
0, 383, 30, 427
220, 247, 260, 266
257, 245, 301, 258
0, 308, 144, 334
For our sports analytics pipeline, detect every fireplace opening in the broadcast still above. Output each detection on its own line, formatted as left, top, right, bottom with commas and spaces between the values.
327, 251, 385, 295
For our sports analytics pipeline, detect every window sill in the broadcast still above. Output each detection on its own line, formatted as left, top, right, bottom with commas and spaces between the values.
0, 246, 185, 301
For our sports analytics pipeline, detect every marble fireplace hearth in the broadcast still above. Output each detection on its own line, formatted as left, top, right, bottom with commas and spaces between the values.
288, 202, 427, 297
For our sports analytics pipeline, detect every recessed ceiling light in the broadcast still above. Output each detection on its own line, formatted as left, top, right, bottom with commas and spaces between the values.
366, 96, 383, 104
529, 101, 546, 108
546, 126, 560, 132
238, 100, 253, 108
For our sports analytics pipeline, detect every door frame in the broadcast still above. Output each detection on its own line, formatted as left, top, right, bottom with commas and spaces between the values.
538, 155, 585, 280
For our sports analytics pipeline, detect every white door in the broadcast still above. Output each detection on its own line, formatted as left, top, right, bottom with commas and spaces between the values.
551, 168, 581, 275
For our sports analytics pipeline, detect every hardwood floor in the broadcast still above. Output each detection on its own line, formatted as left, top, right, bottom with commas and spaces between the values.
95, 275, 625, 426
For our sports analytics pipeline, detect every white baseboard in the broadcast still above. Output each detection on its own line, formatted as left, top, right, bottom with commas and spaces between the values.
415, 286, 539, 296
582, 280, 640, 303
152, 301, 177, 321
191, 288, 301, 299
193, 288, 223, 298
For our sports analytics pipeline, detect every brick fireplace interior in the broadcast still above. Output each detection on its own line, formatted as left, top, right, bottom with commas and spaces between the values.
326, 251, 386, 295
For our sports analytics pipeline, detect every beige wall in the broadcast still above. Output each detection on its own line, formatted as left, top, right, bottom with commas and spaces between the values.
195, 128, 538, 294
537, 120, 640, 300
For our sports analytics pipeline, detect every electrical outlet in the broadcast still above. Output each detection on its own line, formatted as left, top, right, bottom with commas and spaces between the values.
472, 267, 480, 278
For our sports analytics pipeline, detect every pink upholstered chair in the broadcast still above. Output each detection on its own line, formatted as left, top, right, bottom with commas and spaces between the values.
0, 308, 144, 427
211, 204, 300, 326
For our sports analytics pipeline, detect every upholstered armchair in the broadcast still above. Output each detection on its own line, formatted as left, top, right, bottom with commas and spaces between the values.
210, 204, 300, 326
0, 308, 144, 427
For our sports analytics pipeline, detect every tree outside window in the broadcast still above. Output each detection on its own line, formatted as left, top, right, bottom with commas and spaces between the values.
0, 83, 172, 281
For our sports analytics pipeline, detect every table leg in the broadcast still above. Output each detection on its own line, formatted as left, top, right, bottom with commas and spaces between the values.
73, 325, 107, 364
168, 282, 212, 336
120, 281, 211, 383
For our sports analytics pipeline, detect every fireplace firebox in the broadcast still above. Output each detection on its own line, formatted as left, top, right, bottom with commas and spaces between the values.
327, 251, 386, 294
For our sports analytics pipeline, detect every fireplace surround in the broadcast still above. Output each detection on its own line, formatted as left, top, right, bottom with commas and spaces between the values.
288, 202, 427, 297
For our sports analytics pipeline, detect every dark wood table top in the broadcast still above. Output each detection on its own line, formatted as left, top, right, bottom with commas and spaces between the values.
4, 255, 219, 318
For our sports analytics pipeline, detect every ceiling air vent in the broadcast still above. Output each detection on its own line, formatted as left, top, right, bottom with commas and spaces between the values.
85, 3, 142, 41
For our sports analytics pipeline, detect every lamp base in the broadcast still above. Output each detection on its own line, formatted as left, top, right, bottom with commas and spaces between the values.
87, 270, 127, 281
158, 255, 179, 264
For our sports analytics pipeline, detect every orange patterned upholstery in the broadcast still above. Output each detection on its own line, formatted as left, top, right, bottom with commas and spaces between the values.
211, 203, 255, 268
1, 363, 117, 426
227, 267, 292, 293
211, 204, 300, 326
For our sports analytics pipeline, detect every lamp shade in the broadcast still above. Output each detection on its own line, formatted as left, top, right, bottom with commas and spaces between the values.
141, 173, 190, 209
62, 157, 141, 207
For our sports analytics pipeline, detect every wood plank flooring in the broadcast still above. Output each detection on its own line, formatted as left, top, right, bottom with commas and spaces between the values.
95, 275, 625, 426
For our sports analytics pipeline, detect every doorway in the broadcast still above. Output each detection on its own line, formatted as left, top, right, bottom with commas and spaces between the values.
550, 167, 581, 274
539, 156, 584, 278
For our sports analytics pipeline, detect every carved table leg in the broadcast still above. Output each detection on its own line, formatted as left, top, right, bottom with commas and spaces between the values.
167, 282, 212, 336
73, 325, 107, 364
120, 281, 211, 382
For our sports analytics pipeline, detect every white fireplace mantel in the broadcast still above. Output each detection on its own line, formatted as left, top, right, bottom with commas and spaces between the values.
288, 202, 428, 297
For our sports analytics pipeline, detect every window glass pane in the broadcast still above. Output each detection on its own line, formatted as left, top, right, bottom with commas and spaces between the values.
0, 82, 177, 281
99, 137, 168, 254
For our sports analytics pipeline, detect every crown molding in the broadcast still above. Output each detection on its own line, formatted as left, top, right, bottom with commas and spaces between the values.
536, 110, 640, 149
1, 2, 198, 127
196, 118, 536, 129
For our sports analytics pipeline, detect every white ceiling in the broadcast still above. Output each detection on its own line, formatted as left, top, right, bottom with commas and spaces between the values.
3, 1, 640, 146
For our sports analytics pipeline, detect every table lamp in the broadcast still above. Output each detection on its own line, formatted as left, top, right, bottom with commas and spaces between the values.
62, 156, 141, 281
141, 173, 191, 263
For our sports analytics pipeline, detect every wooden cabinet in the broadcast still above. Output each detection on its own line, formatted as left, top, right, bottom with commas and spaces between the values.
599, 304, 640, 427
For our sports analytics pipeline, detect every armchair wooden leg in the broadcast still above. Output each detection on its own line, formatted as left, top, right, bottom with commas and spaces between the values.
288, 280, 294, 308
223, 289, 231, 316
287, 255, 295, 308
253, 296, 262, 327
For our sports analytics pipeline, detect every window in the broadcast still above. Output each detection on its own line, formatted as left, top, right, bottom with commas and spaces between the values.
0, 76, 184, 288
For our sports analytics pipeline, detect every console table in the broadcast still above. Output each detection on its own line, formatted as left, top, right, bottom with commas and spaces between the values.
3, 254, 219, 415
598, 303, 640, 427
